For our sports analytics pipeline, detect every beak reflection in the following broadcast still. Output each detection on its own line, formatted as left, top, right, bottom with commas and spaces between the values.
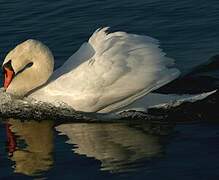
5, 119, 54, 176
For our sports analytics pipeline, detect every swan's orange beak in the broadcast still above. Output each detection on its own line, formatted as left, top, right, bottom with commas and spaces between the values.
3, 67, 14, 89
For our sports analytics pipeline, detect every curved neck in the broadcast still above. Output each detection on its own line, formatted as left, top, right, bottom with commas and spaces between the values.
6, 41, 54, 97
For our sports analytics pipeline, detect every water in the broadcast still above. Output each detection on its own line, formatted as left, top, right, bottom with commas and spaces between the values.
0, 0, 219, 179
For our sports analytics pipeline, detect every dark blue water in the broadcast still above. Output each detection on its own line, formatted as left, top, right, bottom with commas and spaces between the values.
0, 0, 219, 179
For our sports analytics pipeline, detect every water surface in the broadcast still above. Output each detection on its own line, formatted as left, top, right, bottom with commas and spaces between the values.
0, 0, 219, 179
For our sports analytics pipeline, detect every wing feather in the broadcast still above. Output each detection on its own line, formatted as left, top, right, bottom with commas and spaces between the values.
31, 28, 180, 112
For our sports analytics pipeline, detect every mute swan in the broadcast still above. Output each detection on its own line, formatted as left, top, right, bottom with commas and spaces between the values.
2, 27, 215, 113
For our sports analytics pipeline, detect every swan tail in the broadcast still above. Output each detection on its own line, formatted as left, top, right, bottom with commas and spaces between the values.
148, 90, 217, 110
114, 90, 216, 113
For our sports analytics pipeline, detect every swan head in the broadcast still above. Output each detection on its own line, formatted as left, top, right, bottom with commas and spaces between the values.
2, 39, 54, 97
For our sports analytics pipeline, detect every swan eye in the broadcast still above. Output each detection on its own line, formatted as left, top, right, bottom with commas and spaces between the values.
16, 62, 33, 75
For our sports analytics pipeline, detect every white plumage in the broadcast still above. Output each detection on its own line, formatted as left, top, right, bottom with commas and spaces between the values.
3, 27, 215, 113
30, 28, 181, 112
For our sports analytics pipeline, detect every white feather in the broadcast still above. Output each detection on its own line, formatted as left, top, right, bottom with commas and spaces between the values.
29, 28, 181, 112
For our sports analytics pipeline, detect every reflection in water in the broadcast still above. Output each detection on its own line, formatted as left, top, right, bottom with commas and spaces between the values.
6, 119, 54, 176
4, 119, 171, 175
56, 123, 169, 173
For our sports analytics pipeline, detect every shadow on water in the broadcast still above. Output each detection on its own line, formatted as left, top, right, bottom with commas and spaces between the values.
2, 118, 174, 177
55, 122, 174, 174
2, 117, 219, 179
157, 54, 219, 94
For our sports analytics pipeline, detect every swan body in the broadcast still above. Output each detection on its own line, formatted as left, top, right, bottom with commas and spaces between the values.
2, 28, 214, 113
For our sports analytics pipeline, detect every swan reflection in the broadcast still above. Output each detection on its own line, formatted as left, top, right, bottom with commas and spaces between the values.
5, 119, 54, 176
56, 123, 168, 173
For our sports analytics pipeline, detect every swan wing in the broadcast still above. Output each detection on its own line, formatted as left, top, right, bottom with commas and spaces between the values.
31, 27, 180, 112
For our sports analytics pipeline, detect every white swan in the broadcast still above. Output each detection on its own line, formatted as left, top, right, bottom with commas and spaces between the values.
2, 27, 215, 113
